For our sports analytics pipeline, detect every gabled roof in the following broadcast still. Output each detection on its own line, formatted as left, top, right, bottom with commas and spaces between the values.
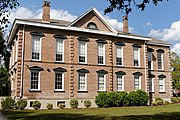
146, 38, 171, 47
68, 7, 117, 34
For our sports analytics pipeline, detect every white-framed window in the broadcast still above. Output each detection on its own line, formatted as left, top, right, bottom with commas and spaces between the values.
55, 72, 64, 91
149, 78, 154, 92
148, 52, 153, 70
78, 73, 87, 91
134, 76, 141, 90
133, 47, 140, 67
79, 41, 87, 63
159, 78, 165, 92
98, 74, 106, 91
31, 36, 41, 60
56, 38, 64, 62
98, 44, 105, 65
157, 52, 164, 70
30, 71, 40, 90
117, 75, 124, 91
116, 46, 123, 66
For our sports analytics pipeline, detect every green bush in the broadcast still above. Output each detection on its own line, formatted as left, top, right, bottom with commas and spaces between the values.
70, 99, 78, 109
1, 97, 16, 110
164, 101, 170, 105
95, 92, 109, 107
84, 100, 91, 108
17, 99, 27, 110
116, 92, 129, 106
32, 101, 41, 110
59, 103, 65, 109
155, 97, 164, 105
171, 97, 180, 103
129, 90, 148, 106
46, 103, 53, 110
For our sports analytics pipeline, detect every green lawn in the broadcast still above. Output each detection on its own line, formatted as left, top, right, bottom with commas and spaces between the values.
2, 103, 180, 120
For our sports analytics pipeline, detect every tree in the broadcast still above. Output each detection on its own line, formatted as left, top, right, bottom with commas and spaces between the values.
104, 0, 169, 15
171, 52, 180, 96
0, 0, 19, 30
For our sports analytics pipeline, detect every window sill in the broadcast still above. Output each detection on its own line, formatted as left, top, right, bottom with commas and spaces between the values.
134, 66, 141, 68
97, 64, 106, 66
158, 69, 165, 72
29, 89, 42, 92
78, 63, 87, 65
30, 60, 42, 62
117, 90, 124, 92
159, 91, 166, 93
54, 90, 65, 93
149, 91, 155, 93
54, 61, 65, 64
97, 91, 107, 93
78, 91, 88, 93
116, 65, 124, 68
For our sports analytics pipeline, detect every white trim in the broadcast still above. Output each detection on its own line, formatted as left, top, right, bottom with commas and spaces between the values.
78, 73, 87, 91
54, 72, 64, 91
133, 47, 141, 67
55, 38, 65, 62
78, 41, 87, 64
98, 74, 106, 91
157, 52, 164, 70
97, 43, 105, 65
31, 35, 42, 61
149, 78, 154, 92
116, 75, 124, 91
134, 76, 141, 90
8, 19, 152, 44
116, 46, 124, 66
30, 70, 40, 91
159, 78, 165, 92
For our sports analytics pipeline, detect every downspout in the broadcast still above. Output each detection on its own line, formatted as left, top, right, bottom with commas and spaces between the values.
20, 24, 25, 98
144, 41, 147, 92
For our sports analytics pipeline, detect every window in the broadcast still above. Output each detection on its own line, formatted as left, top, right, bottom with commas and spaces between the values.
117, 75, 124, 91
31, 36, 41, 60
56, 38, 64, 62
98, 44, 105, 65
133, 47, 140, 67
78, 73, 87, 91
157, 52, 163, 70
149, 78, 154, 92
148, 52, 153, 70
87, 22, 98, 29
116, 46, 123, 66
79, 41, 87, 63
55, 72, 64, 91
159, 78, 165, 92
134, 76, 141, 90
98, 74, 106, 91
30, 71, 40, 90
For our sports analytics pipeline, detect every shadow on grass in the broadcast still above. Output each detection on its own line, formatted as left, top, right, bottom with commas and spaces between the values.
2, 110, 180, 120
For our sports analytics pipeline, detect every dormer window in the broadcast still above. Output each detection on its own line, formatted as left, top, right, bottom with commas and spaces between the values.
87, 22, 98, 29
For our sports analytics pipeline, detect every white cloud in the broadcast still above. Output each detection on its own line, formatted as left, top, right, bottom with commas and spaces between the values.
149, 20, 180, 43
105, 16, 135, 33
143, 22, 153, 27
171, 43, 180, 56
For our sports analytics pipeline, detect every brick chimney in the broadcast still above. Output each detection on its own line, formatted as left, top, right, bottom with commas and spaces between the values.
42, 1, 50, 22
123, 16, 129, 33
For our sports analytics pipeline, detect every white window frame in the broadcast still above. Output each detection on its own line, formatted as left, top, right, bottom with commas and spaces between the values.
133, 47, 140, 67
55, 38, 64, 62
134, 76, 141, 90
149, 78, 154, 92
117, 75, 124, 91
116, 46, 123, 66
98, 44, 105, 65
159, 78, 165, 92
78, 41, 87, 64
54, 72, 64, 91
98, 74, 106, 91
30, 71, 40, 91
148, 52, 153, 70
31, 36, 42, 61
78, 73, 87, 91
157, 52, 164, 70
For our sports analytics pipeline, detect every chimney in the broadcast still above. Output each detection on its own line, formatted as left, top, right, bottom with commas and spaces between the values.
123, 16, 129, 33
42, 1, 50, 22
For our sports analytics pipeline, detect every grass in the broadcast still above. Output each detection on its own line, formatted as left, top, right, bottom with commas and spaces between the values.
2, 103, 180, 120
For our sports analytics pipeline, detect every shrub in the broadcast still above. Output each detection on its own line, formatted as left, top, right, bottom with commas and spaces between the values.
17, 99, 27, 110
32, 101, 41, 110
155, 97, 164, 105
84, 100, 91, 108
171, 97, 180, 103
116, 92, 129, 106
46, 103, 53, 110
164, 101, 170, 105
1, 97, 16, 110
95, 92, 109, 107
59, 103, 65, 109
70, 99, 78, 109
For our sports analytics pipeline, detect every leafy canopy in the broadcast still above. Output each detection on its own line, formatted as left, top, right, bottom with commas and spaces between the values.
104, 0, 169, 15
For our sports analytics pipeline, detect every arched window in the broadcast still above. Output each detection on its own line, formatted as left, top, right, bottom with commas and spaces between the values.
87, 22, 98, 29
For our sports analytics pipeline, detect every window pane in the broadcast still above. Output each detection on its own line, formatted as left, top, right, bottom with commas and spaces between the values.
31, 71, 39, 90
116, 46, 123, 65
55, 73, 63, 90
79, 74, 86, 91
98, 44, 104, 64
79, 42, 86, 63
56, 39, 64, 61
134, 76, 140, 90
32, 36, 40, 60
134, 48, 139, 66
98, 74, 105, 91
159, 78, 164, 92
117, 75, 123, 91
157, 52, 163, 69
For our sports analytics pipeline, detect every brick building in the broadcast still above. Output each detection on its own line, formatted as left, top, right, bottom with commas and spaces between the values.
8, 1, 172, 109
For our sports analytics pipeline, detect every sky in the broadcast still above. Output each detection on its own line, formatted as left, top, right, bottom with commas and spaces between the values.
8, 0, 180, 55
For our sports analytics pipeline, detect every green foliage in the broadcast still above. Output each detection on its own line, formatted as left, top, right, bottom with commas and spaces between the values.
46, 103, 53, 110
171, 97, 180, 103
59, 103, 65, 109
17, 99, 27, 110
84, 100, 91, 108
32, 101, 41, 110
70, 99, 78, 109
152, 97, 164, 106
1, 97, 15, 110
95, 90, 148, 107
0, 66, 9, 93
104, 0, 169, 15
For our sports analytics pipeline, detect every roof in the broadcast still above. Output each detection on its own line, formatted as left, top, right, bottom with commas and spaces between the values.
146, 38, 171, 47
